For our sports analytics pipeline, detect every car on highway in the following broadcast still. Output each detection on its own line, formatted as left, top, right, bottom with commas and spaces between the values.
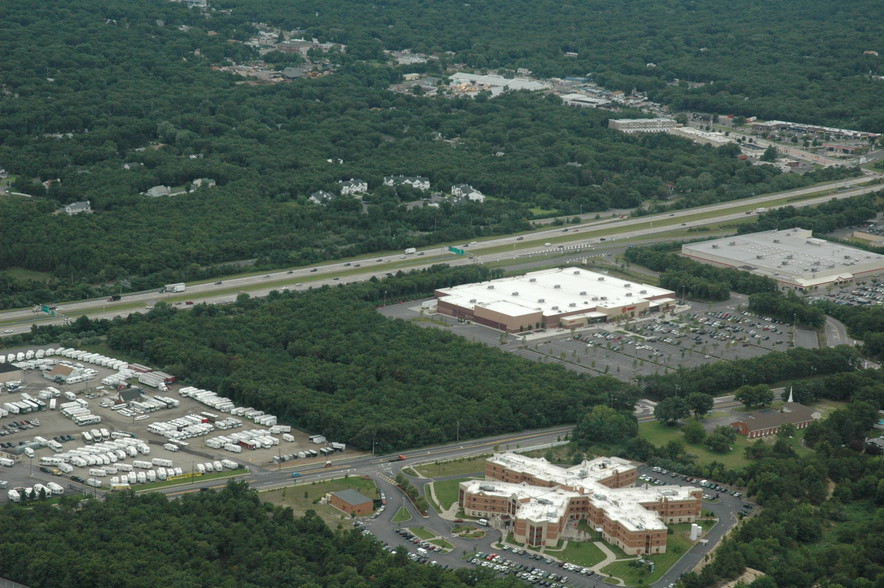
310, 268, 318, 272
214, 281, 222, 285
3, 329, 11, 334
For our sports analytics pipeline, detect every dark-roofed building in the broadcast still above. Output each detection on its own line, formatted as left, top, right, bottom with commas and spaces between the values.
309, 190, 336, 206
730, 402, 820, 438
118, 387, 145, 405
329, 489, 374, 516
0, 363, 24, 384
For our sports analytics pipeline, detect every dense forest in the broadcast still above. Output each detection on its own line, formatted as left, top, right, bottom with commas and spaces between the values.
23, 266, 637, 452
0, 481, 517, 587
0, 0, 866, 308
219, 0, 884, 132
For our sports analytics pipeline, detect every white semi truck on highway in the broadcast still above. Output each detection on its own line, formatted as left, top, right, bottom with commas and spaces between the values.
160, 283, 185, 293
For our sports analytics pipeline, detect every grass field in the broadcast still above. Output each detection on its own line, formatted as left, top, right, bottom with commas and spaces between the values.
433, 477, 476, 510
639, 421, 753, 469
550, 541, 606, 567
261, 476, 378, 527
602, 523, 695, 586
414, 456, 489, 478
392, 506, 412, 523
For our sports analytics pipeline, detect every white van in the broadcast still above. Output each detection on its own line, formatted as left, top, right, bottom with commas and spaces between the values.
477, 518, 489, 527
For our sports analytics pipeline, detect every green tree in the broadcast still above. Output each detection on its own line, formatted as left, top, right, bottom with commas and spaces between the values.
687, 392, 714, 417
683, 418, 707, 444
761, 145, 779, 162
654, 396, 690, 425
573, 405, 638, 445
735, 384, 774, 408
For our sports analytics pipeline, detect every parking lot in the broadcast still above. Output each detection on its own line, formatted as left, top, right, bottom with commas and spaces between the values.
386, 295, 818, 383
0, 346, 353, 501
809, 282, 884, 306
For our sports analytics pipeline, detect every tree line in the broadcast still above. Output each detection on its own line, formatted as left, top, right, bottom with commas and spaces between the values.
0, 481, 518, 587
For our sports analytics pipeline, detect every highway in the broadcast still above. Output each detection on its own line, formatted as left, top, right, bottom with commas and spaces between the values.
0, 174, 880, 335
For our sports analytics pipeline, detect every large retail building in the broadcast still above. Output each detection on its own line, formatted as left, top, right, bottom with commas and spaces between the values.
682, 228, 884, 290
459, 453, 702, 554
434, 268, 676, 332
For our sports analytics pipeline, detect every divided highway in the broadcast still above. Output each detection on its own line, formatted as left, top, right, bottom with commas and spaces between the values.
0, 175, 879, 334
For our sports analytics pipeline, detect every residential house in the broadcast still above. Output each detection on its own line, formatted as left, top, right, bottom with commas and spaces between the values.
383, 175, 430, 191
337, 178, 368, 196
145, 185, 172, 198
451, 184, 485, 202
309, 190, 336, 205
63, 201, 92, 215
190, 178, 216, 191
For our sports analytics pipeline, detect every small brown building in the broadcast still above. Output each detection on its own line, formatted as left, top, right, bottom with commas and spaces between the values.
329, 489, 374, 516
730, 402, 819, 438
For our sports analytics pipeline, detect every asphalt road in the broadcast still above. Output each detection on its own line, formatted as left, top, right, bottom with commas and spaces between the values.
1, 175, 880, 335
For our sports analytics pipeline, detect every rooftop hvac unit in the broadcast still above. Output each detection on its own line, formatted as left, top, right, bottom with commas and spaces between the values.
781, 261, 789, 265
529, 278, 536, 282
487, 285, 494, 289
625, 292, 633, 297
537, 298, 545, 303
554, 284, 561, 289
844, 255, 851, 259
551, 306, 559, 310
600, 296, 607, 300
469, 298, 477, 303
592, 296, 598, 301
573, 271, 581, 275
712, 245, 719, 249
640, 289, 647, 294
773, 239, 780, 243
756, 255, 764, 259
729, 241, 736, 246
512, 292, 519, 296
597, 277, 605, 281
569, 303, 577, 307
579, 291, 587, 295
624, 283, 631, 288
786, 254, 793, 259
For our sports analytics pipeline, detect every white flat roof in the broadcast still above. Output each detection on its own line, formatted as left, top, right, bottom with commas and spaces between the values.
682, 228, 884, 287
479, 453, 698, 531
437, 267, 674, 317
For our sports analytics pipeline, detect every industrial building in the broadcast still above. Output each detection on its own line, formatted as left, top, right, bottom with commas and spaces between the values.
681, 228, 884, 290
608, 118, 677, 133
434, 268, 675, 332
459, 453, 701, 553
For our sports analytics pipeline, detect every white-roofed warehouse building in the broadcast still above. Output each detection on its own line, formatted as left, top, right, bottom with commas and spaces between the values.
434, 267, 676, 332
681, 228, 884, 291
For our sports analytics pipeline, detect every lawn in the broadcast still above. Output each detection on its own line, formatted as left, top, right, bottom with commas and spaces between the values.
601, 523, 695, 586
433, 477, 477, 510
414, 455, 489, 478
410, 526, 437, 540
639, 421, 752, 469
550, 541, 606, 567
392, 506, 412, 523
261, 476, 378, 527
429, 538, 454, 551
136, 468, 241, 492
